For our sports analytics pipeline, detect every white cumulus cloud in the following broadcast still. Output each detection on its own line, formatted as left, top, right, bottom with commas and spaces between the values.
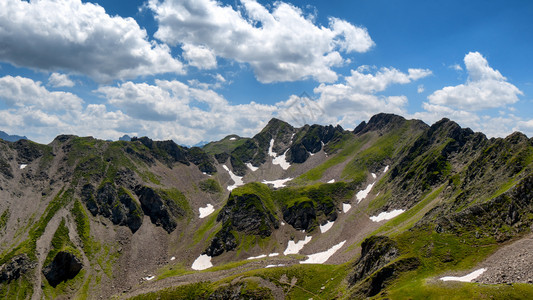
0, 75, 83, 111
96, 79, 278, 145
428, 52, 522, 110
148, 0, 374, 83
345, 66, 432, 94
275, 66, 430, 128
0, 0, 184, 82
182, 44, 217, 70
48, 73, 75, 88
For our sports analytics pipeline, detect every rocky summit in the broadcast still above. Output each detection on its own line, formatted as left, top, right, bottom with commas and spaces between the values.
0, 113, 533, 299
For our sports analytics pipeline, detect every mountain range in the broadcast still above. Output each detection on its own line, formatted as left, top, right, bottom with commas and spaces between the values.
0, 131, 27, 143
0, 113, 532, 299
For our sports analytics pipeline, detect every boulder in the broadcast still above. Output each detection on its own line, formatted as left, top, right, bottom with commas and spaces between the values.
0, 254, 36, 283
42, 251, 83, 287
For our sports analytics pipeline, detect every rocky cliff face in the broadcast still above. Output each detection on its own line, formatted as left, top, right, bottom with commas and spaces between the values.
135, 186, 187, 233
82, 183, 143, 233
211, 118, 345, 174
433, 173, 533, 242
42, 251, 83, 288
0, 255, 36, 283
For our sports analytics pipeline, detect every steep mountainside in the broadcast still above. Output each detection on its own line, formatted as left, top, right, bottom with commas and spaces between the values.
0, 113, 532, 299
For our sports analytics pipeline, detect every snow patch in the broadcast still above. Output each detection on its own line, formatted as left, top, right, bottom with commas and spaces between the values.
262, 178, 292, 188
268, 139, 291, 170
342, 203, 352, 213
383, 165, 389, 173
371, 173, 376, 179
143, 275, 155, 281
309, 152, 314, 156
269, 253, 279, 257
223, 165, 244, 191
300, 240, 346, 264
327, 179, 335, 183
320, 221, 334, 233
370, 209, 405, 222
284, 236, 312, 255
20, 164, 27, 169
246, 163, 258, 172
281, 222, 285, 226
266, 264, 285, 268
192, 254, 213, 270
268, 139, 276, 157
247, 254, 267, 260
170, 256, 175, 261
356, 183, 374, 203
229, 137, 237, 141
440, 268, 487, 282
199, 204, 215, 218
272, 150, 291, 170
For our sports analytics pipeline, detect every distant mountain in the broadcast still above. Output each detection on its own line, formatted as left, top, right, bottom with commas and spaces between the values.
0, 113, 532, 299
192, 140, 209, 147
0, 130, 28, 142
118, 134, 131, 141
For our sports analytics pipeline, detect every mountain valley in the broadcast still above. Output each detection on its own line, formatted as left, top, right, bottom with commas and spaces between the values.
0, 113, 532, 299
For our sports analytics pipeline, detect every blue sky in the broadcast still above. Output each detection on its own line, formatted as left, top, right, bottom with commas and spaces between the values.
0, 0, 532, 145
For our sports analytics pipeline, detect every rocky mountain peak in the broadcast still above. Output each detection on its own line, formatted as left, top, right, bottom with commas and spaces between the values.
357, 113, 407, 134
505, 131, 530, 144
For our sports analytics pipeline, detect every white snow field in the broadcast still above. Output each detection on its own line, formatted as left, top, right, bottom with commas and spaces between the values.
246, 163, 258, 171
268, 139, 291, 170
343, 203, 352, 213
370, 209, 405, 222
327, 179, 335, 183
199, 204, 215, 218
320, 221, 334, 233
248, 252, 279, 260
300, 240, 346, 264
223, 165, 244, 191
356, 183, 374, 203
272, 150, 291, 170
266, 264, 285, 268
383, 165, 389, 173
440, 268, 487, 282
20, 164, 27, 169
192, 254, 213, 270
268, 139, 276, 157
262, 178, 293, 188
229, 137, 237, 141
247, 254, 267, 260
284, 236, 312, 255
371, 173, 376, 179
143, 275, 155, 281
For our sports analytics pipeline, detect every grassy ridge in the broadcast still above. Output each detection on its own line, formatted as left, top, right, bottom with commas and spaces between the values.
296, 134, 370, 182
